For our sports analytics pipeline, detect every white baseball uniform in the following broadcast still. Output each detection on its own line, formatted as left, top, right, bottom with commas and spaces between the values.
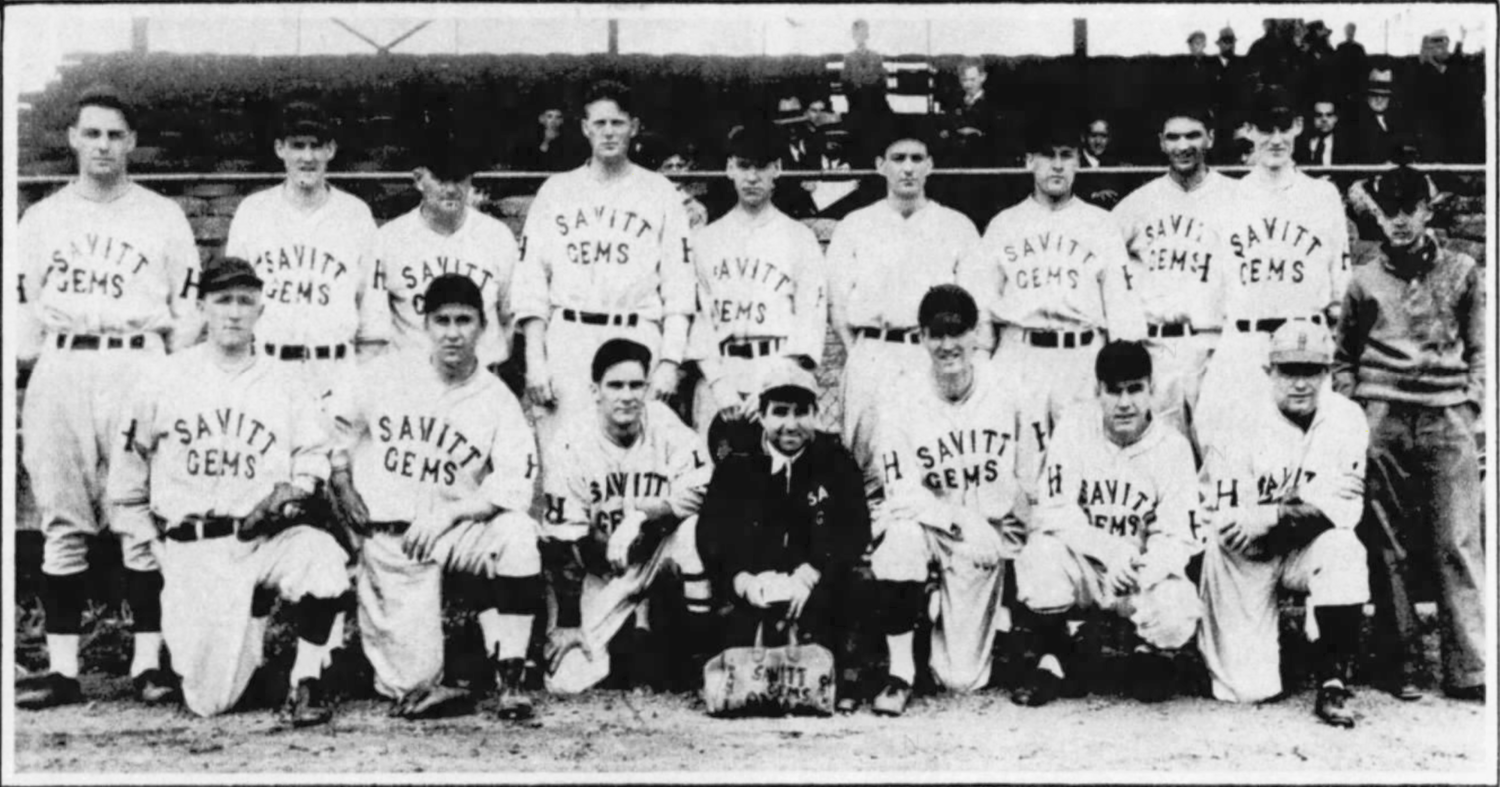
963, 196, 1146, 430
225, 184, 383, 398
19, 181, 201, 576
1112, 171, 1241, 444
1195, 170, 1350, 449
868, 363, 1045, 691
513, 163, 694, 445
1197, 392, 1370, 703
372, 207, 518, 368
108, 344, 348, 717
540, 402, 712, 694
326, 348, 541, 699
1017, 404, 1201, 651
827, 199, 980, 488
687, 204, 827, 433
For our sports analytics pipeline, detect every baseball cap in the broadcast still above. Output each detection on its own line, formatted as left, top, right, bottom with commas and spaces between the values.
1366, 68, 1395, 96
1268, 321, 1334, 366
199, 256, 263, 297
1025, 112, 1081, 155
726, 122, 781, 167
422, 274, 484, 318
1094, 340, 1153, 385
1369, 164, 1433, 215
760, 359, 820, 401
1249, 86, 1298, 130
1217, 27, 1236, 43
878, 115, 935, 155
411, 132, 487, 183
277, 101, 334, 141
918, 284, 979, 338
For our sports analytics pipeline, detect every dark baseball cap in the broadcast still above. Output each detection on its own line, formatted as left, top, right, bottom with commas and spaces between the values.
1249, 86, 1298, 130
199, 256, 263, 297
411, 132, 487, 183
1025, 112, 1081, 155
918, 284, 979, 338
725, 122, 781, 167
422, 274, 484, 319
1094, 340, 1153, 385
277, 101, 334, 141
879, 115, 935, 155
1369, 165, 1433, 214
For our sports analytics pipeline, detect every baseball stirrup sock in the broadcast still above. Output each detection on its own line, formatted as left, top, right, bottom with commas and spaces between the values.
488, 575, 546, 615
1312, 604, 1362, 683
124, 569, 164, 632
294, 595, 342, 647
41, 573, 89, 635
682, 572, 712, 615
878, 581, 926, 635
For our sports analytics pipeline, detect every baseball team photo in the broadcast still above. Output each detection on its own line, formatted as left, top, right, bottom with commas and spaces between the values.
3, 1, 1496, 780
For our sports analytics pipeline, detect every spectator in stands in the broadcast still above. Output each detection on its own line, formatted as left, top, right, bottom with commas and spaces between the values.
630, 117, 670, 171
1188, 30, 1208, 57
1296, 99, 1352, 167
1411, 28, 1484, 163
1351, 67, 1404, 164
1177, 31, 1217, 115
1298, 21, 1338, 103
773, 94, 821, 171
1334, 23, 1369, 106
659, 144, 712, 230
509, 104, 584, 173
802, 125, 871, 220
939, 58, 1005, 165
842, 18, 893, 163
1078, 116, 1123, 208
1210, 27, 1249, 156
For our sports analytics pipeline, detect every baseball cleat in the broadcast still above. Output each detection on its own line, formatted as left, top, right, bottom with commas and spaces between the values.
15, 672, 84, 710
1442, 683, 1485, 702
1314, 683, 1355, 728
391, 684, 474, 720
1012, 667, 1063, 707
1384, 679, 1423, 702
1126, 651, 1176, 704
871, 675, 912, 717
283, 677, 333, 728
132, 668, 180, 705
494, 658, 535, 721
835, 696, 860, 715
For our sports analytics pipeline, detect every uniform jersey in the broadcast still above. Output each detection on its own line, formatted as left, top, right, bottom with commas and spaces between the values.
687, 205, 827, 364
1035, 404, 1198, 576
827, 200, 979, 330
513, 163, 694, 356
1112, 171, 1241, 330
542, 402, 712, 549
225, 185, 382, 347
326, 349, 538, 520
107, 344, 331, 542
1219, 170, 1350, 323
1201, 392, 1368, 536
18, 182, 201, 359
372, 207, 519, 366
963, 196, 1145, 340
872, 364, 1044, 528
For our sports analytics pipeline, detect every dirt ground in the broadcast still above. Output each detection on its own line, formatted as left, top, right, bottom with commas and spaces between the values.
10, 672, 1490, 778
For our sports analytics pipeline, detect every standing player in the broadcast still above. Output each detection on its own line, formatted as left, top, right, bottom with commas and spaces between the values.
688, 123, 827, 442
1195, 87, 1350, 450
225, 99, 384, 399
826, 119, 980, 489
961, 115, 1146, 432
16, 87, 200, 709
326, 275, 543, 720
1112, 106, 1239, 448
1198, 322, 1370, 728
107, 257, 349, 724
1012, 341, 1200, 707
540, 339, 714, 694
864, 285, 1044, 715
373, 135, 519, 373
513, 81, 694, 449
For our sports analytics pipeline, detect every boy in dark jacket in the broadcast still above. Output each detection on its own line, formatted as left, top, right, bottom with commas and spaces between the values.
697, 361, 872, 713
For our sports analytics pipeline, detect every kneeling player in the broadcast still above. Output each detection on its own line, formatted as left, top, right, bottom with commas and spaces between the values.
697, 361, 871, 712
863, 284, 1044, 715
326, 275, 543, 720
542, 339, 715, 693
1198, 322, 1370, 728
1012, 340, 1200, 706
108, 258, 349, 725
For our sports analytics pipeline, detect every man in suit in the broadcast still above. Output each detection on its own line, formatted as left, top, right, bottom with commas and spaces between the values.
1297, 99, 1352, 167
1351, 68, 1403, 163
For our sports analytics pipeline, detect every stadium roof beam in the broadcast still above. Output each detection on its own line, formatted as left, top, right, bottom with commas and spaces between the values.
331, 18, 433, 55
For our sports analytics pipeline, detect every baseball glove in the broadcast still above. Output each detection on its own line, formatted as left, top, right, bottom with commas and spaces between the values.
237, 482, 312, 541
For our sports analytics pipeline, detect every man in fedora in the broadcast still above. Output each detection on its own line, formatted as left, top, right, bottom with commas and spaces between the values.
1352, 67, 1404, 163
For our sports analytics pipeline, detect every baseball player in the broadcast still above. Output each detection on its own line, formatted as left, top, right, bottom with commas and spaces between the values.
1012, 341, 1200, 707
373, 135, 518, 372
826, 118, 981, 493
1112, 105, 1240, 449
225, 99, 385, 400
688, 122, 827, 446
325, 275, 543, 720
540, 339, 714, 694
1195, 86, 1351, 451
1197, 321, 1370, 728
514, 80, 695, 451
961, 114, 1145, 435
863, 284, 1044, 715
107, 257, 350, 725
15, 87, 200, 709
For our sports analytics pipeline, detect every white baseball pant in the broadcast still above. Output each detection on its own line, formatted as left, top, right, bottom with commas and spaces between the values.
537, 313, 662, 449
992, 326, 1099, 430
841, 335, 926, 489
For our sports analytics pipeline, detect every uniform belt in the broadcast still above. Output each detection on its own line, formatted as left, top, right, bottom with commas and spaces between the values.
1147, 323, 1193, 339
1234, 315, 1323, 334
367, 520, 411, 535
263, 343, 348, 361
561, 309, 639, 327
720, 337, 783, 358
55, 333, 148, 351
156, 514, 244, 543
854, 326, 920, 344
1024, 329, 1095, 349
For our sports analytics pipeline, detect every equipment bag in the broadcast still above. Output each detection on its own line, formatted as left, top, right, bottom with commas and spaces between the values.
701, 623, 836, 717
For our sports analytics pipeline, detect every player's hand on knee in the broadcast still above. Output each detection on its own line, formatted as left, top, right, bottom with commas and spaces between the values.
650, 361, 681, 403
404, 506, 458, 562
546, 627, 592, 673
606, 511, 646, 571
